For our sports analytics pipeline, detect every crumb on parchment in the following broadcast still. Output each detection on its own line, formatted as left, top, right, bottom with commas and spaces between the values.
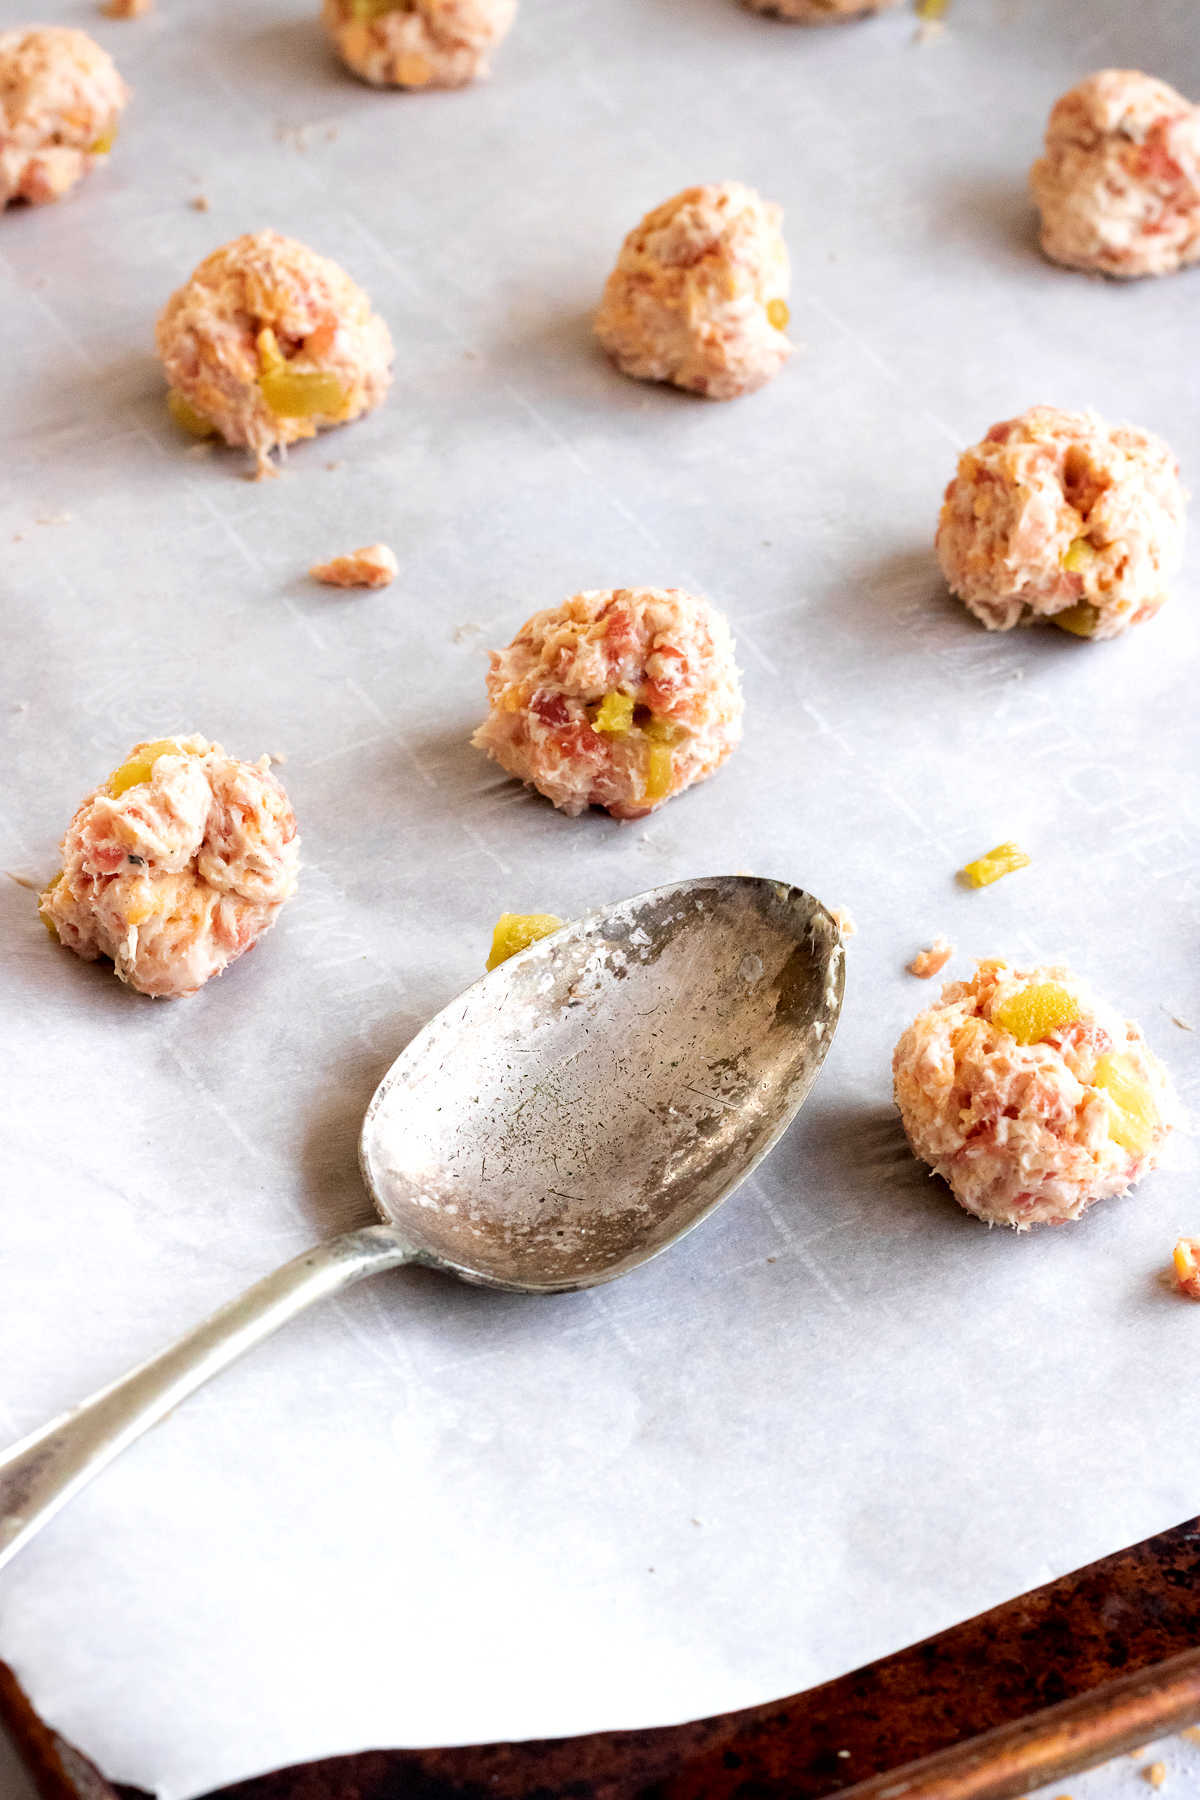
310, 543, 398, 590
1173, 1239, 1200, 1299
914, 0, 948, 43
908, 935, 953, 978
1143, 1762, 1167, 1789
830, 906, 856, 938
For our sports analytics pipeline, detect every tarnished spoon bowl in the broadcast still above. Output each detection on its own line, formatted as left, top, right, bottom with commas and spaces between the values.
0, 876, 843, 1571
361, 875, 844, 1291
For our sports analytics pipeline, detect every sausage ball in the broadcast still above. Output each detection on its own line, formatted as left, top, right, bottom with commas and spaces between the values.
936, 406, 1186, 639
322, 0, 517, 89
40, 737, 299, 999
741, 0, 899, 21
1031, 70, 1200, 280
156, 230, 394, 475
893, 959, 1173, 1229
595, 182, 791, 400
472, 587, 744, 819
0, 27, 128, 209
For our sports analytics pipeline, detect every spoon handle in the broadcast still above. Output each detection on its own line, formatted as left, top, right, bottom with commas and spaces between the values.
0, 1224, 415, 1575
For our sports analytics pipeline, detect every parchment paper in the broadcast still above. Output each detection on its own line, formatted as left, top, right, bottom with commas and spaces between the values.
2, 0, 1199, 1794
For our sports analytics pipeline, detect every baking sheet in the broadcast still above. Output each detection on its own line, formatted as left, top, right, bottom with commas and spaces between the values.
2, 0, 1199, 1794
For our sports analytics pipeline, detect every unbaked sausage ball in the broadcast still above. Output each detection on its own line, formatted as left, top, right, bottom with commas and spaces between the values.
322, 0, 516, 89
40, 737, 299, 999
595, 182, 791, 401
156, 231, 393, 475
1031, 70, 1200, 280
893, 959, 1173, 1229
936, 406, 1186, 639
0, 27, 128, 209
741, 0, 899, 22
472, 587, 744, 819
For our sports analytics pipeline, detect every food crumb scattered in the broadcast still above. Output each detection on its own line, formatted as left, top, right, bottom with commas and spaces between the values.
1172, 1239, 1200, 1299
958, 841, 1031, 889
190, 194, 210, 212
5, 871, 39, 891
913, 0, 947, 43
1165, 1011, 1194, 1031
908, 935, 953, 979
486, 912, 564, 971
830, 906, 856, 938
36, 512, 72, 527
103, 0, 152, 17
1143, 1762, 1167, 1789
310, 544, 398, 590
1180, 1727, 1200, 1746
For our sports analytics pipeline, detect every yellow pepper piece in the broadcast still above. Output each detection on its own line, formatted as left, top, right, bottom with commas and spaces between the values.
643, 715, 683, 745
1053, 602, 1101, 639
89, 128, 116, 155
256, 327, 285, 375
1062, 536, 1097, 574
644, 744, 673, 803
1093, 1052, 1159, 1158
992, 982, 1079, 1046
125, 888, 159, 926
108, 738, 192, 797
486, 913, 564, 971
167, 389, 217, 438
256, 325, 349, 418
916, 0, 948, 18
259, 363, 350, 420
958, 842, 1031, 888
593, 692, 635, 735
766, 298, 790, 331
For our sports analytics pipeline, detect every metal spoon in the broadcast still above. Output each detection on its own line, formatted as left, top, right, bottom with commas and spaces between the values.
0, 875, 844, 1573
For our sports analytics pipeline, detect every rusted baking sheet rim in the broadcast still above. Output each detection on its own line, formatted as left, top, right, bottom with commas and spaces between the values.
4, 1517, 1200, 1800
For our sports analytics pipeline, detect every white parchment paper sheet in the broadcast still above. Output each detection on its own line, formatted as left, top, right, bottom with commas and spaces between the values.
2, 0, 1199, 1793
